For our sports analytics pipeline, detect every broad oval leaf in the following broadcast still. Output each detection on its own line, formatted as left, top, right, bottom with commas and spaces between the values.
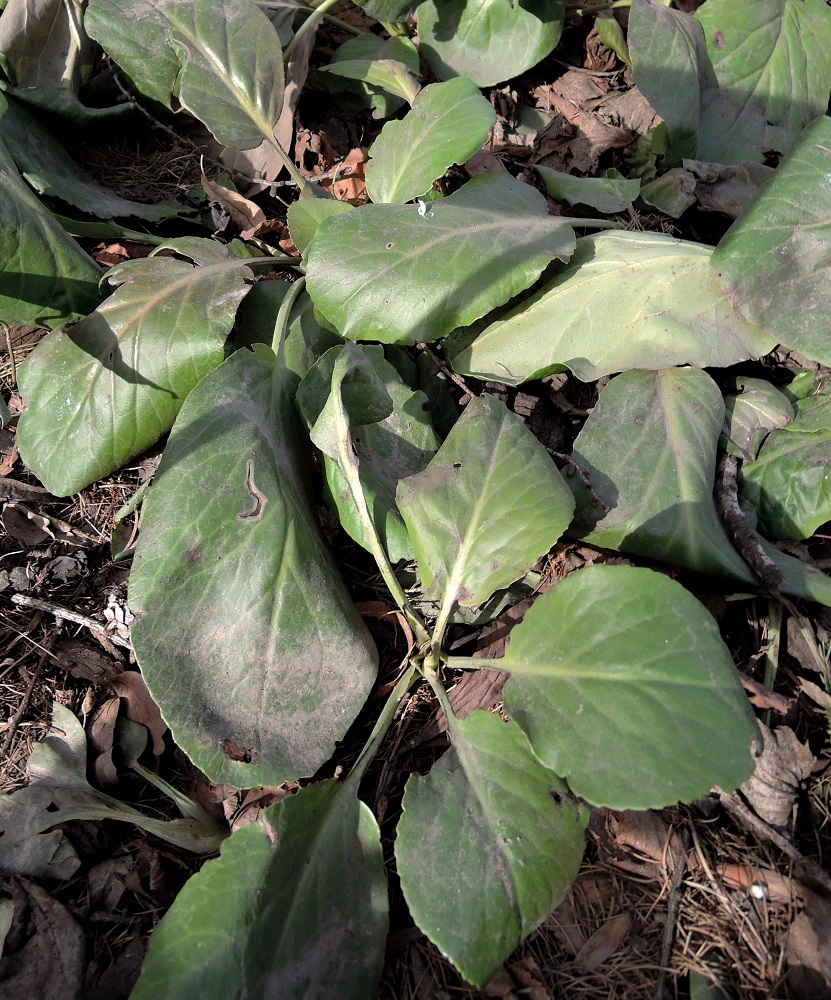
86, 0, 285, 149
365, 78, 496, 204
396, 394, 575, 612
286, 184, 353, 253
711, 116, 831, 368
129, 345, 378, 787
534, 166, 640, 214
130, 781, 388, 1000
417, 0, 564, 88
0, 135, 102, 329
0, 0, 96, 94
396, 711, 587, 988
695, 0, 831, 164
497, 564, 758, 809
565, 367, 831, 606
17, 239, 253, 496
740, 391, 831, 541
449, 231, 775, 385
305, 173, 576, 346
628, 0, 717, 164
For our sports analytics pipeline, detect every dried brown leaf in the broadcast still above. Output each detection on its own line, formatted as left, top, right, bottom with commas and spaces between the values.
573, 911, 633, 970
741, 723, 815, 831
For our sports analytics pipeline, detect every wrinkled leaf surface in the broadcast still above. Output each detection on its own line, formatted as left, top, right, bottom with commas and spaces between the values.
721, 377, 794, 461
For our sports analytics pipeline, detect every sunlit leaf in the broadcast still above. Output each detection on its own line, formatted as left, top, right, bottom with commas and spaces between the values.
17, 239, 253, 496
534, 166, 640, 213
449, 231, 774, 385
306, 173, 575, 346
366, 78, 495, 204
721, 377, 794, 461
712, 116, 831, 367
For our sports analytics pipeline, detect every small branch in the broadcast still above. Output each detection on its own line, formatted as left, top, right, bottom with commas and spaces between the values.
0, 639, 54, 755
715, 453, 784, 592
0, 477, 60, 505
655, 827, 689, 1000
9, 594, 132, 650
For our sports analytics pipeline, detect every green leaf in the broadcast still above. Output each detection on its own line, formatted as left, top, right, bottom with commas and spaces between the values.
596, 12, 630, 68
396, 710, 586, 988
0, 93, 189, 223
417, 0, 564, 88
696, 0, 831, 164
129, 345, 378, 787
86, 0, 285, 149
305, 173, 576, 346
396, 394, 575, 612
0, 0, 96, 94
684, 159, 773, 220
299, 344, 439, 563
638, 168, 697, 218
711, 116, 831, 367
628, 0, 717, 164
565, 367, 831, 606
287, 184, 353, 253
317, 34, 419, 120
448, 231, 775, 385
130, 780, 387, 1000
16, 239, 253, 496
0, 704, 223, 879
354, 0, 414, 18
365, 78, 496, 204
740, 391, 831, 540
0, 135, 103, 329
492, 565, 758, 809
721, 377, 794, 461
534, 166, 640, 213
318, 58, 420, 108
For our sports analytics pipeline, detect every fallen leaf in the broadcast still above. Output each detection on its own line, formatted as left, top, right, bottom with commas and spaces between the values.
201, 168, 267, 240
717, 863, 796, 904
111, 670, 167, 756
546, 893, 587, 956
786, 887, 831, 999
2, 504, 51, 545
508, 955, 552, 1000
465, 149, 508, 177
573, 912, 632, 970
740, 723, 815, 832
326, 147, 368, 204
0, 880, 84, 1000
56, 640, 121, 684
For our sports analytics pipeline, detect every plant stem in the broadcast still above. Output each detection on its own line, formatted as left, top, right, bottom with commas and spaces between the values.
270, 275, 307, 354
330, 354, 431, 648
379, 20, 406, 36
264, 134, 309, 191
284, 0, 343, 61
564, 217, 627, 229
347, 663, 419, 783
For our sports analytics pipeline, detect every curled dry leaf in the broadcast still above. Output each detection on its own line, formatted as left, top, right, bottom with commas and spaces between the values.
572, 911, 633, 971
740, 722, 815, 832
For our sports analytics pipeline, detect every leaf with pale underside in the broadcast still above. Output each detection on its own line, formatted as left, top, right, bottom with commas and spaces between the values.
17, 239, 254, 496
86, 0, 285, 149
476, 564, 758, 809
396, 394, 575, 613
365, 78, 496, 204
305, 173, 575, 346
449, 231, 774, 385
721, 377, 794, 461
564, 367, 831, 606
130, 780, 387, 1000
695, 0, 831, 164
711, 115, 831, 368
396, 710, 586, 988
129, 345, 378, 788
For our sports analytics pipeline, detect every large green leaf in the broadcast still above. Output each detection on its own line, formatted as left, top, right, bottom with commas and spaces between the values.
482, 565, 758, 809
396, 394, 575, 613
129, 345, 378, 787
130, 780, 387, 1000
740, 391, 831, 541
365, 78, 495, 204
534, 166, 640, 214
448, 231, 775, 385
0, 135, 102, 329
319, 34, 419, 120
0, 94, 189, 222
305, 173, 575, 346
695, 0, 831, 164
86, 0, 285, 149
395, 710, 586, 988
416, 0, 564, 88
298, 344, 439, 564
565, 367, 831, 606
17, 239, 253, 496
628, 0, 717, 164
711, 116, 831, 367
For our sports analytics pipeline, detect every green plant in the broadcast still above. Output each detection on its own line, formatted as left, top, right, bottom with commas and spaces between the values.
2, 0, 831, 994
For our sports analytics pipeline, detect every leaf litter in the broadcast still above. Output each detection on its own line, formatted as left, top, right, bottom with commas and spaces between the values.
1, 2, 831, 999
